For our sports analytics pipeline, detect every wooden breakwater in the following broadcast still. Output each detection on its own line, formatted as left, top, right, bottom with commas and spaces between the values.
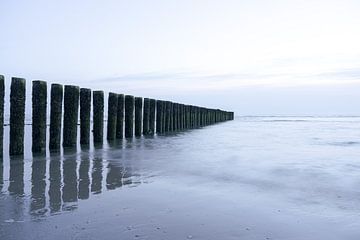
0, 75, 235, 156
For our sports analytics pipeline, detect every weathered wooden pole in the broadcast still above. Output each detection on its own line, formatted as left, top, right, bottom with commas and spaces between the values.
165, 101, 171, 132
107, 93, 118, 140
32, 80, 47, 152
182, 104, 186, 129
63, 85, 80, 148
116, 94, 124, 139
189, 106, 193, 128
161, 101, 167, 133
49, 84, 63, 150
173, 103, 178, 131
143, 98, 150, 135
9, 78, 26, 155
0, 76, 4, 157
195, 107, 199, 127
180, 104, 184, 130
134, 97, 143, 137
178, 104, 182, 131
93, 91, 104, 143
169, 102, 174, 132
124, 95, 134, 138
184, 105, 188, 129
156, 100, 162, 134
149, 99, 156, 135
80, 88, 91, 145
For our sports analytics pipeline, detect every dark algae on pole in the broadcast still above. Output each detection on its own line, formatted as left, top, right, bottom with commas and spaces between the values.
32, 80, 47, 152
9, 77, 26, 155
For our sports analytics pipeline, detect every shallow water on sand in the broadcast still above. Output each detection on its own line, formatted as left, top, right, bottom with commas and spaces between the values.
1, 116, 360, 240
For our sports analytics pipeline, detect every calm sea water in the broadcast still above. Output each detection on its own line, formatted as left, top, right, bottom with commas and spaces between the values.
1, 116, 360, 240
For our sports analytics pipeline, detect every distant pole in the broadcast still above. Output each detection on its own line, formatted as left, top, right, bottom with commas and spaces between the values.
143, 98, 150, 135
116, 94, 124, 139
134, 97, 143, 137
80, 88, 91, 145
49, 84, 63, 150
156, 100, 162, 134
9, 77, 26, 155
149, 99, 156, 135
124, 95, 134, 138
93, 91, 104, 143
161, 101, 166, 133
165, 101, 171, 132
0, 76, 4, 157
32, 80, 47, 152
173, 103, 178, 131
179, 104, 184, 130
63, 85, 80, 148
107, 92, 118, 140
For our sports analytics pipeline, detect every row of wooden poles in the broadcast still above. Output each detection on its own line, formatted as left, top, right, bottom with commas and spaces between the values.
0, 76, 234, 156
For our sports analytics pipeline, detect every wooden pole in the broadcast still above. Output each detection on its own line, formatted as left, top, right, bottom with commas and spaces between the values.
143, 98, 150, 135
9, 77, 26, 155
32, 80, 47, 152
80, 88, 91, 145
107, 92, 118, 140
149, 99, 156, 135
63, 85, 80, 148
0, 76, 4, 157
49, 84, 63, 150
116, 94, 124, 139
156, 100, 162, 134
93, 91, 104, 143
134, 97, 143, 137
124, 95, 134, 138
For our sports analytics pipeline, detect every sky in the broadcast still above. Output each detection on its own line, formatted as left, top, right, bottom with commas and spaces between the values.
1, 0, 360, 115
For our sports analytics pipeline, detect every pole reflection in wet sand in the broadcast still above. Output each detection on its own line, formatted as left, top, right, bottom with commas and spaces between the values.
0, 144, 140, 221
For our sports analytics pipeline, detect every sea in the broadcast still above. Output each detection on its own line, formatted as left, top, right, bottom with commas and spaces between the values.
1, 116, 360, 240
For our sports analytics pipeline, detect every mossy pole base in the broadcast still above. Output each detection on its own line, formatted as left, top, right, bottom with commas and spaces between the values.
143, 98, 150, 135
125, 95, 134, 138
49, 84, 63, 150
93, 91, 104, 143
149, 99, 156, 135
9, 77, 26, 155
80, 88, 91, 145
134, 97, 143, 137
0, 76, 4, 157
107, 92, 118, 140
32, 80, 47, 152
63, 85, 80, 148
116, 94, 125, 139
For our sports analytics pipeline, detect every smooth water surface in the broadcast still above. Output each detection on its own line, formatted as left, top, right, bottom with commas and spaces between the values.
1, 116, 360, 240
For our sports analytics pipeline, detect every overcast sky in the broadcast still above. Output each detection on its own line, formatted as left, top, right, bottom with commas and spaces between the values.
1, 0, 359, 115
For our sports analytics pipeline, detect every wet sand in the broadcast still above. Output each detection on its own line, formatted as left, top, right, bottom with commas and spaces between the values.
1, 117, 360, 239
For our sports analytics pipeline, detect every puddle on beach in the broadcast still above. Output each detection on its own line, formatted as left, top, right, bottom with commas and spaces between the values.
1, 117, 360, 240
